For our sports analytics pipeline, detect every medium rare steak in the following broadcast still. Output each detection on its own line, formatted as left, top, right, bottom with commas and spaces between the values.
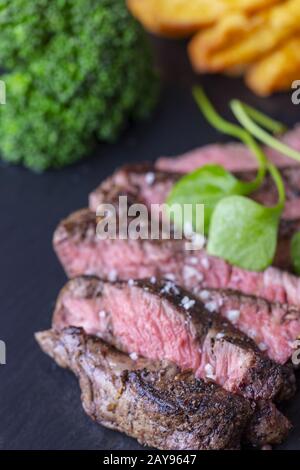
88, 164, 300, 271
156, 125, 300, 173
53, 207, 300, 327
52, 276, 295, 402
36, 327, 254, 450
196, 289, 300, 365
89, 163, 300, 222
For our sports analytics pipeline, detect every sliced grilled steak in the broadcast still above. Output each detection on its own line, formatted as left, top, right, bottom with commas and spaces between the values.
89, 163, 300, 222
196, 289, 300, 365
53, 207, 300, 310
52, 276, 295, 402
36, 327, 254, 450
156, 125, 300, 173
88, 164, 300, 271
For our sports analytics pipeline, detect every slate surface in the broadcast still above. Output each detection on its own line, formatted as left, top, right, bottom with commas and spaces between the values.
1, 38, 300, 450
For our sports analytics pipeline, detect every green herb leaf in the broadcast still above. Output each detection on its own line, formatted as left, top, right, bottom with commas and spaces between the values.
291, 232, 300, 275
167, 164, 251, 234
207, 195, 281, 272
167, 87, 288, 273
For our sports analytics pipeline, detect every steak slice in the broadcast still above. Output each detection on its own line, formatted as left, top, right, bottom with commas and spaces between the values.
52, 276, 295, 402
36, 327, 254, 450
89, 163, 300, 222
88, 164, 300, 271
196, 288, 300, 365
53, 207, 300, 313
156, 124, 300, 173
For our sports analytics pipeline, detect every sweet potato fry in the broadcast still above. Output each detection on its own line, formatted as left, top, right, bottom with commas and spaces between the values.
188, 0, 300, 72
127, 0, 280, 38
246, 36, 300, 96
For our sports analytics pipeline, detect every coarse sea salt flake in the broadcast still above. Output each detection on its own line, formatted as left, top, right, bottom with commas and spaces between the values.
99, 310, 107, 319
258, 342, 268, 352
216, 332, 225, 340
204, 363, 215, 379
130, 352, 138, 361
145, 172, 155, 185
199, 290, 211, 301
108, 270, 117, 282
128, 279, 135, 286
161, 281, 180, 296
227, 309, 240, 323
205, 301, 218, 313
186, 300, 196, 310
181, 296, 196, 310
150, 276, 157, 284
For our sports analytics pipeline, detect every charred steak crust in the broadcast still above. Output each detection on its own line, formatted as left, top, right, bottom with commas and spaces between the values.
52, 276, 295, 402
36, 327, 253, 450
245, 401, 291, 447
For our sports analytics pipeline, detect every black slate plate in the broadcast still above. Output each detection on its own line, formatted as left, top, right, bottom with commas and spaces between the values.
1, 38, 300, 450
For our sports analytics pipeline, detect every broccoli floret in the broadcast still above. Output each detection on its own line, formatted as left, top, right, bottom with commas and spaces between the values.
0, 0, 159, 171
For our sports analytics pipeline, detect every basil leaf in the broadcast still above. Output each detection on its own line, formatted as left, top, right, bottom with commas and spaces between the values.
166, 164, 248, 234
291, 232, 300, 275
207, 195, 280, 271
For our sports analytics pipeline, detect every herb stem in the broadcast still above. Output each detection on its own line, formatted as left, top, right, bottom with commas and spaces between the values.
234, 102, 287, 134
231, 100, 300, 163
267, 163, 286, 212
193, 86, 266, 192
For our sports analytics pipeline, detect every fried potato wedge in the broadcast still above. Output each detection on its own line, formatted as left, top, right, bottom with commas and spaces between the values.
188, 0, 300, 72
246, 37, 300, 96
127, 0, 280, 38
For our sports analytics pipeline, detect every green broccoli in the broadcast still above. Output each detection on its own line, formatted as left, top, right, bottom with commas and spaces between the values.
0, 0, 159, 171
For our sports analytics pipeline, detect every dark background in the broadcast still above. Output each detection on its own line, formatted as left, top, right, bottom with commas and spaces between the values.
1, 38, 300, 450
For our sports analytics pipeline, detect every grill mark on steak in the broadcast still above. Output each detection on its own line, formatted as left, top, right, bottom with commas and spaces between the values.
36, 327, 255, 450
52, 276, 295, 402
89, 164, 300, 270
